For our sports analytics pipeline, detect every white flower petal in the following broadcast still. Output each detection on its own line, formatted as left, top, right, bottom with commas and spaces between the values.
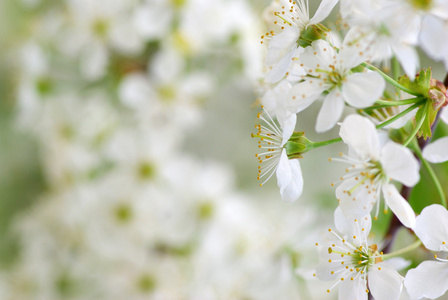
414, 204, 448, 251
340, 29, 371, 69
287, 79, 327, 113
265, 48, 296, 84
338, 276, 368, 300
381, 142, 420, 187
336, 177, 375, 219
334, 206, 371, 237
315, 89, 345, 133
287, 60, 307, 82
316, 256, 342, 281
339, 115, 380, 160
419, 15, 448, 62
405, 260, 448, 299
309, 0, 339, 25
392, 43, 419, 80
368, 262, 403, 300
300, 39, 336, 72
281, 113, 297, 146
382, 184, 416, 229
265, 27, 300, 65
342, 72, 385, 108
261, 80, 292, 124
276, 151, 303, 202
441, 107, 448, 124
422, 137, 448, 163
385, 257, 412, 272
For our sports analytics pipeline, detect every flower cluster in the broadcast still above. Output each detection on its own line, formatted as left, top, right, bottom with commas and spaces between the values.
254, 0, 448, 298
0, 0, 329, 299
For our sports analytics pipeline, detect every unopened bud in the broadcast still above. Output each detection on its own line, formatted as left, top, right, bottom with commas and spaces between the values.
284, 131, 313, 159
429, 78, 448, 110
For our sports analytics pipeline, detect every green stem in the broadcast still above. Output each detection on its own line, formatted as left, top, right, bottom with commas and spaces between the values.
392, 56, 401, 81
310, 102, 421, 150
375, 97, 425, 106
381, 240, 422, 260
361, 62, 421, 96
309, 137, 342, 149
410, 139, 447, 207
403, 110, 426, 147
375, 102, 423, 129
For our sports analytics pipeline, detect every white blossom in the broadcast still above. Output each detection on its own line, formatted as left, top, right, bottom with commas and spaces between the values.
404, 204, 448, 299
288, 39, 385, 132
253, 107, 303, 202
334, 115, 419, 228
316, 207, 404, 300
263, 0, 338, 83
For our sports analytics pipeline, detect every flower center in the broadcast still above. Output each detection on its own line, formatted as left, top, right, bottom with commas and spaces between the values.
409, 0, 433, 10
297, 24, 330, 48
92, 19, 109, 38
328, 71, 344, 86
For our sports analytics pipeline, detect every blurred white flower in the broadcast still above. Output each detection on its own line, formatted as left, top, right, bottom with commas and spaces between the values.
339, 0, 420, 78
133, 0, 174, 40
61, 0, 144, 80
119, 54, 214, 129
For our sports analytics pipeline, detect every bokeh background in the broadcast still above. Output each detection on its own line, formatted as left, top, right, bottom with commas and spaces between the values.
0, 0, 448, 299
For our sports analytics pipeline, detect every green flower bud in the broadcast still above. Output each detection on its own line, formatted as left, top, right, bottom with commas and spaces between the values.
284, 131, 313, 159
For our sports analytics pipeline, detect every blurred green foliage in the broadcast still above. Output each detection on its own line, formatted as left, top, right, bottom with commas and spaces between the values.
410, 121, 448, 213
0, 0, 45, 267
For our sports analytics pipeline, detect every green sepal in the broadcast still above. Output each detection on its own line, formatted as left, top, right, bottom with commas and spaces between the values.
297, 24, 330, 48
414, 102, 434, 139
284, 131, 313, 159
398, 68, 432, 95
351, 65, 365, 74
398, 68, 445, 140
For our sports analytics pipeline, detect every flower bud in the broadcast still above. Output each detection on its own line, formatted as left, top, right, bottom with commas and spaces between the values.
284, 131, 313, 159
429, 78, 448, 110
